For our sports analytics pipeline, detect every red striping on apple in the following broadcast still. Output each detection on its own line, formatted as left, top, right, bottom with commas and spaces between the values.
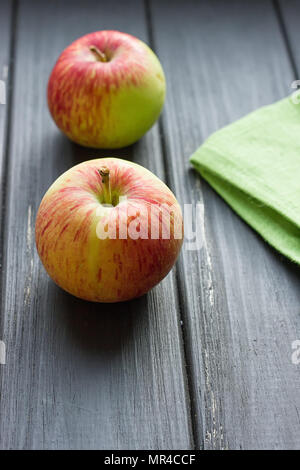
35, 158, 183, 302
47, 30, 166, 148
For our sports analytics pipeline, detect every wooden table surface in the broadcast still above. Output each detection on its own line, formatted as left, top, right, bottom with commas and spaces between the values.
0, 0, 299, 450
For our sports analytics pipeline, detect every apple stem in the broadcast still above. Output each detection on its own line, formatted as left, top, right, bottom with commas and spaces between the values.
99, 167, 112, 205
89, 45, 107, 63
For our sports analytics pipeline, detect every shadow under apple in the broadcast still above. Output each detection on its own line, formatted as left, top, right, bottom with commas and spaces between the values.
46, 131, 139, 172
49, 281, 149, 359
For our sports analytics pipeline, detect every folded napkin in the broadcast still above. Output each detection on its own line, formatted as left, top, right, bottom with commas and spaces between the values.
190, 96, 300, 264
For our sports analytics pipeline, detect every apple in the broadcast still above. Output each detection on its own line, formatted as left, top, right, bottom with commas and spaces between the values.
47, 30, 166, 148
35, 158, 183, 302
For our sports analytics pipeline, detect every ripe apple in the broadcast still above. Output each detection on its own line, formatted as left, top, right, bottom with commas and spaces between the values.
47, 31, 166, 148
35, 158, 183, 302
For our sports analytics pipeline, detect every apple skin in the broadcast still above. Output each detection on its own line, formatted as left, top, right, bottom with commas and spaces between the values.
47, 31, 166, 148
35, 158, 183, 302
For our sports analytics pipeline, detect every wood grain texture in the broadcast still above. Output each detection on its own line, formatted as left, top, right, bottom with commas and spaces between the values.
0, 0, 192, 449
0, 0, 11, 166
280, 0, 300, 76
0, 0, 13, 285
150, 0, 300, 450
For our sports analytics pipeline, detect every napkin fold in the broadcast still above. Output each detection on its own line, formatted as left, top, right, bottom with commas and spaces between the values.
190, 96, 300, 264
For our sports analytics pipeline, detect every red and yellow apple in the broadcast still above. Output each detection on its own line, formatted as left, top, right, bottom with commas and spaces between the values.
35, 158, 183, 302
47, 31, 166, 148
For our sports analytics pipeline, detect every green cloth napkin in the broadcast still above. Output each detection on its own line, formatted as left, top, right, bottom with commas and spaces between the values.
190, 96, 300, 264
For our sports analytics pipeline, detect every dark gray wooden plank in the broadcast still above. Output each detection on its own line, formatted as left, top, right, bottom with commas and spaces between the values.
280, 0, 300, 77
0, 0, 11, 164
0, 0, 13, 283
0, 0, 192, 449
150, 0, 300, 450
